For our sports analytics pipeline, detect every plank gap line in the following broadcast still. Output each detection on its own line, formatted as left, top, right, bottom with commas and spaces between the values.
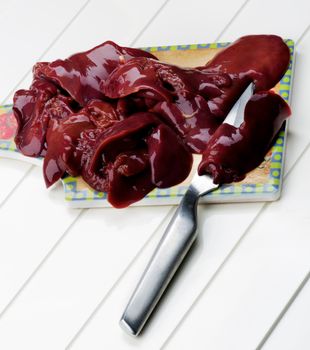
68, 0, 261, 346
65, 206, 175, 350
160, 23, 310, 348
160, 202, 269, 350
162, 134, 310, 349
285, 140, 310, 180
66, 1, 180, 346
256, 269, 310, 350
130, 0, 171, 47
2, 2, 308, 348
214, 0, 251, 42
0, 208, 86, 320
0, 165, 33, 208
161, 129, 310, 348
0, 0, 91, 219
247, 27, 310, 348
0, 0, 170, 326
296, 23, 310, 46
253, 130, 310, 347
1, 0, 92, 105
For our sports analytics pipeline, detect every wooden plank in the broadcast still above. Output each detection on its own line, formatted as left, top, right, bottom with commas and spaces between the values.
0, 159, 31, 204
219, 0, 310, 42
0, 1, 309, 350
0, 1, 171, 349
0, 0, 88, 204
162, 10, 310, 350
131, 0, 246, 47
68, 1, 310, 349
40, 0, 169, 61
0, 0, 167, 313
262, 271, 310, 350
3, 0, 171, 103
163, 138, 310, 350
218, 0, 310, 178
0, 166, 82, 312
0, 0, 87, 103
0, 0, 167, 202
0, 1, 252, 348
0, 205, 173, 349
67, 201, 264, 350
283, 32, 310, 175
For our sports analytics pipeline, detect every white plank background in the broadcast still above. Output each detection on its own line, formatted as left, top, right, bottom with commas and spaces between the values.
0, 0, 309, 349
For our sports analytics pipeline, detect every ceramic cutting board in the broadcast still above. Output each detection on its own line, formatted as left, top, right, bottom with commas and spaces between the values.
0, 40, 295, 207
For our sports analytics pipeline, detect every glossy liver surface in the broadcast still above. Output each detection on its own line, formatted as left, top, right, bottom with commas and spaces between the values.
13, 35, 291, 207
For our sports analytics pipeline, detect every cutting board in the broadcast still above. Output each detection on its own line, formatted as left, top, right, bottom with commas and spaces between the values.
0, 40, 295, 207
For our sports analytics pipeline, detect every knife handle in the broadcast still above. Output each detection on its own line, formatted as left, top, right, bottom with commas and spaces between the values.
120, 186, 199, 336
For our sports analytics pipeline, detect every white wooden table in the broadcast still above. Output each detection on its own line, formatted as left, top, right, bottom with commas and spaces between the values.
0, 0, 310, 349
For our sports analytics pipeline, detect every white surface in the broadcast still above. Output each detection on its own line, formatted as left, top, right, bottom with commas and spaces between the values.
0, 1, 310, 349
